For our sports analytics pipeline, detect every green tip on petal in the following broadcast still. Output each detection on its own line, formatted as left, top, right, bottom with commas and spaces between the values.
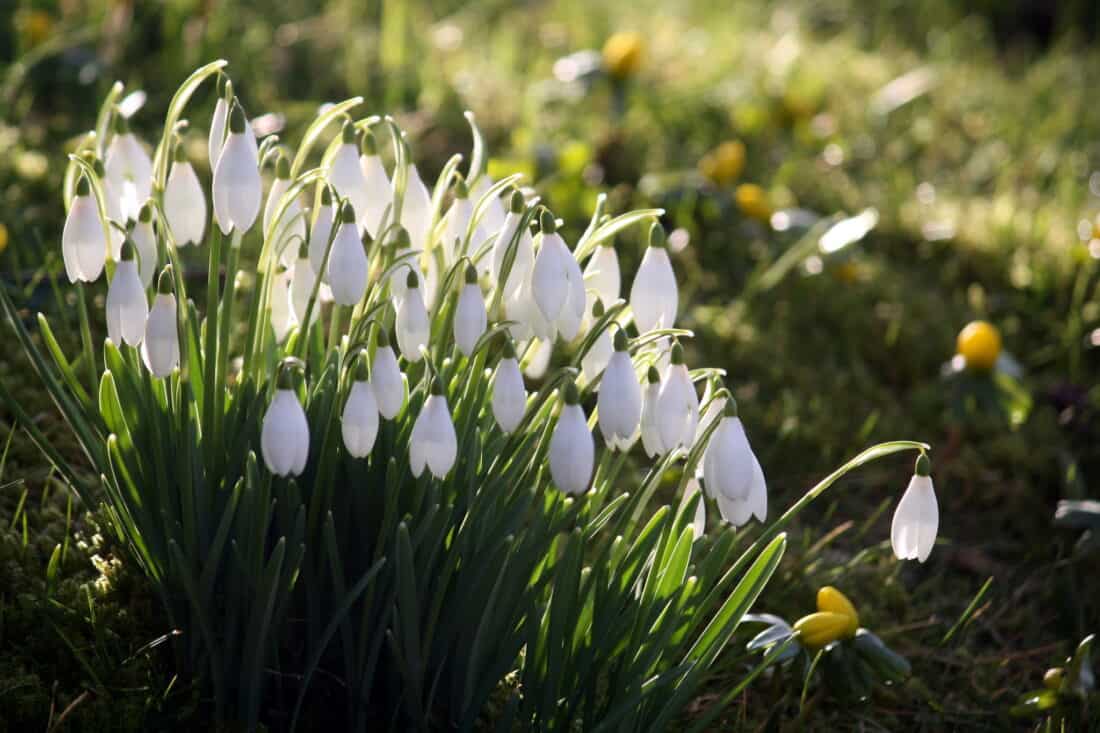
354, 352, 370, 382
341, 119, 357, 144
340, 200, 357, 224
229, 103, 246, 134
670, 341, 685, 365
138, 201, 153, 223
453, 176, 468, 199
298, 239, 309, 261
394, 227, 411, 248
915, 453, 931, 477
157, 266, 174, 294
562, 380, 580, 405
613, 329, 629, 351
430, 377, 445, 396
592, 299, 605, 318
119, 239, 136, 261
277, 368, 295, 390
539, 209, 557, 234
406, 270, 419, 289
361, 129, 378, 156
647, 365, 660, 383
509, 189, 525, 214
361, 229, 373, 248
76, 176, 91, 197
464, 263, 478, 284
723, 398, 739, 418
376, 328, 390, 348
320, 185, 333, 206
216, 73, 228, 98
172, 142, 187, 163
92, 158, 106, 177
275, 154, 291, 179
502, 338, 516, 359
648, 221, 666, 249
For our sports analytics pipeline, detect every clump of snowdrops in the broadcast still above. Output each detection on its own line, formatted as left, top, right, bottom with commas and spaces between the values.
0, 61, 936, 730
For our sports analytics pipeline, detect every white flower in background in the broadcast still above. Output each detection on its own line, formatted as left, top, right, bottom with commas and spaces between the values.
444, 176, 487, 265
163, 144, 207, 246
291, 241, 320, 327
549, 382, 594, 494
104, 114, 153, 223
62, 176, 107, 283
387, 227, 416, 302
358, 130, 392, 237
472, 173, 506, 235
630, 223, 678, 333
581, 300, 613, 382
400, 163, 433, 250
396, 271, 431, 361
269, 267, 295, 343
105, 239, 149, 347
342, 355, 379, 459
584, 241, 621, 311
703, 399, 761, 502
208, 78, 229, 171
656, 342, 699, 453
213, 104, 262, 235
491, 340, 526, 433
598, 330, 641, 451
640, 366, 665, 458
327, 202, 369, 306
261, 368, 310, 477
530, 210, 586, 341
685, 478, 707, 540
454, 264, 487, 356
328, 121, 370, 232
131, 202, 157, 287
371, 330, 407, 419
493, 190, 534, 301
521, 337, 553, 379
308, 185, 336, 278
141, 269, 179, 378
891, 454, 938, 562
264, 155, 306, 267
409, 380, 457, 479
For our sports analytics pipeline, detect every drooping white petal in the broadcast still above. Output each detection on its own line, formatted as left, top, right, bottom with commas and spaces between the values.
261, 388, 310, 477
597, 350, 642, 451
163, 160, 207, 246
342, 380, 380, 458
702, 416, 755, 501
396, 285, 430, 361
715, 453, 768, 527
101, 176, 127, 259
493, 211, 534, 299
630, 246, 678, 333
269, 268, 295, 343
141, 293, 179, 377
308, 199, 336, 278
454, 282, 487, 356
371, 345, 407, 419
400, 164, 433, 250
326, 221, 368, 306
657, 364, 699, 453
584, 244, 621, 309
891, 474, 938, 562
291, 256, 320, 326
212, 131, 262, 235
62, 195, 107, 283
105, 133, 153, 208
329, 143, 370, 230
581, 329, 614, 383
522, 338, 553, 379
472, 175, 506, 234
359, 153, 392, 237
444, 196, 474, 264
531, 233, 570, 326
409, 394, 457, 478
491, 357, 526, 433
685, 479, 707, 540
549, 403, 594, 494
263, 177, 290, 240
131, 218, 157, 287
105, 260, 148, 346
208, 97, 228, 172
557, 250, 587, 341
640, 380, 666, 458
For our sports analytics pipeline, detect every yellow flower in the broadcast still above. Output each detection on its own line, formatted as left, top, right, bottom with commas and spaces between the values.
0, 223, 8, 254
956, 320, 1002, 371
17, 10, 54, 48
699, 140, 745, 185
816, 586, 860, 636
603, 32, 644, 79
831, 261, 860, 284
793, 612, 852, 649
735, 183, 772, 222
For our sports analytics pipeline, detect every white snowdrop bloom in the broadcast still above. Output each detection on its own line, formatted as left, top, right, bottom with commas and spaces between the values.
694, 384, 727, 447
400, 163, 433, 251
640, 366, 666, 458
580, 300, 613, 383
104, 116, 153, 223
358, 130, 392, 237
342, 356, 380, 459
409, 381, 458, 479
163, 145, 207, 246
703, 401, 760, 502
584, 242, 621, 311
328, 121, 370, 232
714, 451, 767, 527
141, 270, 179, 378
327, 202, 369, 306
630, 223, 678, 333
264, 155, 306, 267
492, 191, 534, 300
530, 211, 585, 340
891, 454, 939, 563
208, 81, 229, 172
454, 265, 487, 356
308, 186, 337, 278
491, 342, 526, 433
549, 382, 595, 495
260, 370, 310, 477
269, 267, 295, 343
685, 479, 707, 540
472, 173, 507, 235
105, 240, 149, 346
522, 337, 553, 379
387, 228, 416, 302
598, 331, 641, 451
101, 172, 128, 259
371, 330, 407, 419
213, 104, 262, 235
396, 271, 431, 362
656, 343, 699, 453
62, 177, 107, 283
131, 203, 157, 287
290, 242, 321, 327
444, 177, 488, 265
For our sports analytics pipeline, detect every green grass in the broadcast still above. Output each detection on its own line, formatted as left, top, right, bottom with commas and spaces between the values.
2, 0, 1098, 729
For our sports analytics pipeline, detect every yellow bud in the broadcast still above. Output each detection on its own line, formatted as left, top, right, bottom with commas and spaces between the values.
956, 320, 1002, 372
699, 140, 745, 185
603, 32, 644, 79
816, 586, 859, 636
1043, 667, 1064, 690
793, 611, 852, 649
735, 183, 772, 223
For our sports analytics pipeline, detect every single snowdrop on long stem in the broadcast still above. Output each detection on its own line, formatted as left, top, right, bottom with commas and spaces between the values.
891, 453, 939, 562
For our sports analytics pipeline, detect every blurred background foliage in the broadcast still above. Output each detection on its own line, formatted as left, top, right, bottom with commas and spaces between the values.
1, 0, 1099, 729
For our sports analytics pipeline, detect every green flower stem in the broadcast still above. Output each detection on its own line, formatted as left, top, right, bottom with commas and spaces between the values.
202, 225, 223, 454
75, 282, 96, 395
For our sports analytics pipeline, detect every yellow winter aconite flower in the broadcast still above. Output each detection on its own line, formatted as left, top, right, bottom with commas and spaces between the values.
735, 183, 772, 222
699, 140, 745, 185
603, 32, 644, 79
956, 320, 1002, 371
793, 611, 852, 649
0, 223, 8, 254
816, 586, 860, 636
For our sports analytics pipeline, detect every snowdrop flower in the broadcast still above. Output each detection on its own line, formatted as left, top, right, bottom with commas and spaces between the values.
454, 264, 487, 356
342, 354, 379, 459
260, 365, 310, 477
208, 76, 229, 172
387, 227, 416, 302
213, 104, 261, 235
630, 223, 678, 333
409, 379, 457, 479
640, 366, 665, 458
581, 300, 614, 382
396, 271, 431, 361
703, 397, 762, 503
131, 202, 157, 287
400, 163, 433, 250
327, 202, 369, 306
444, 176, 487, 265
598, 330, 641, 451
142, 269, 179, 377
584, 241, 621, 310
104, 115, 153, 223
493, 190, 534, 300
358, 130, 391, 237
105, 239, 149, 346
685, 478, 707, 540
371, 329, 407, 419
472, 173, 507, 235
491, 340, 526, 433
521, 337, 553, 379
62, 176, 107, 283
329, 121, 370, 232
291, 241, 320, 327
269, 267, 295, 343
656, 343, 699, 453
714, 451, 767, 528
308, 186, 337, 278
531, 210, 585, 341
549, 381, 594, 495
891, 454, 938, 562
265, 155, 306, 267
163, 143, 206, 246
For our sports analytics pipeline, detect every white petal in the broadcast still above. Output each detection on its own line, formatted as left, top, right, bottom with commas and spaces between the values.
703, 417, 755, 501
491, 357, 526, 433
208, 98, 228, 172
556, 249, 587, 341
454, 282, 487, 356
261, 389, 310, 477
531, 233, 570, 325
657, 364, 699, 452
327, 222, 368, 306
269, 269, 295, 343
141, 293, 179, 377
472, 175, 506, 234
396, 287, 430, 362
493, 212, 534, 298
360, 154, 392, 237
597, 350, 641, 449
213, 132, 261, 234
640, 381, 666, 458
164, 161, 206, 246
105, 133, 153, 204
444, 197, 474, 264
400, 164, 433, 250
372, 346, 407, 419
132, 220, 157, 287
630, 246, 678, 333
891, 474, 938, 562
329, 143, 370, 228
584, 245, 621, 307
424, 396, 458, 478
105, 260, 148, 346
549, 403, 594, 494
62, 195, 107, 282
342, 380, 380, 458
308, 201, 336, 277
522, 338, 553, 379
291, 257, 320, 326
581, 330, 614, 384
685, 479, 707, 540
